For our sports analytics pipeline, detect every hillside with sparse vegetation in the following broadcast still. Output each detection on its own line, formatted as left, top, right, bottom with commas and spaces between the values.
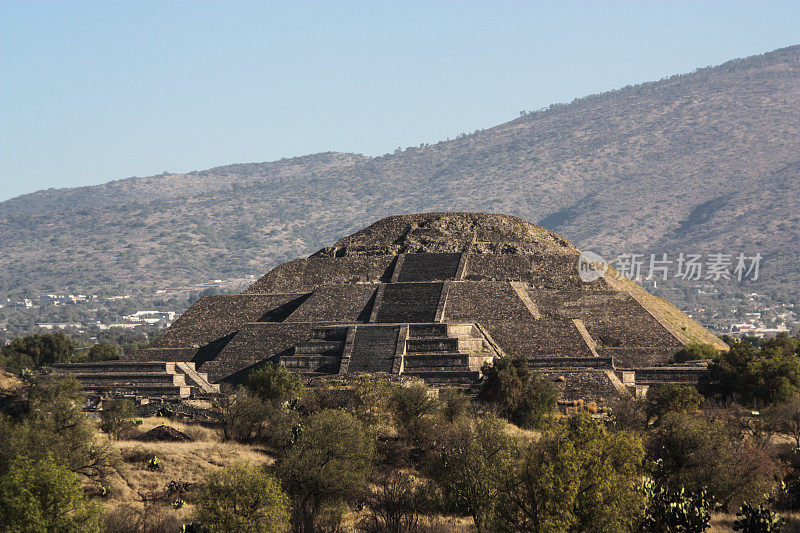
1, 45, 799, 318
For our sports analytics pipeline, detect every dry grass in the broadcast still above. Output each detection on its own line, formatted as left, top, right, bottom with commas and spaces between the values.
131, 416, 222, 442
0, 368, 21, 392
100, 416, 272, 525
710, 512, 800, 532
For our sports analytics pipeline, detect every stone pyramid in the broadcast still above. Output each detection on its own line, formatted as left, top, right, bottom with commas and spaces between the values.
127, 213, 725, 401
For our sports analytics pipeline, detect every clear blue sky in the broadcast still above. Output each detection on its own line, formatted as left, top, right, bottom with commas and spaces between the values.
2, 1, 799, 202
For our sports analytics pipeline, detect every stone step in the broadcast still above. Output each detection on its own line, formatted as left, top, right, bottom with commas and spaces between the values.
403, 353, 470, 368
53, 361, 178, 374
528, 357, 614, 369
408, 323, 448, 338
174, 362, 221, 394
81, 384, 191, 399
402, 369, 481, 385
406, 337, 483, 353
66, 373, 187, 386
406, 337, 458, 352
280, 355, 342, 374
311, 327, 349, 341
293, 340, 345, 355
446, 324, 477, 338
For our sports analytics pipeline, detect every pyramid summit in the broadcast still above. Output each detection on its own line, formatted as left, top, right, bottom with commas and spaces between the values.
58, 213, 726, 401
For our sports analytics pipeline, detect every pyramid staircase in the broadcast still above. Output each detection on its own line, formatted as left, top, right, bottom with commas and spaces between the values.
52, 361, 220, 399
280, 326, 348, 375
400, 323, 489, 385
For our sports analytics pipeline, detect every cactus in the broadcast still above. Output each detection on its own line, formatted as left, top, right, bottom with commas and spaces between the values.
641, 476, 719, 532
146, 456, 161, 471
733, 503, 784, 532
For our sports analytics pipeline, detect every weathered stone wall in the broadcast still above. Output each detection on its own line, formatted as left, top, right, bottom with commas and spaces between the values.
348, 325, 400, 373
283, 284, 378, 324
373, 283, 443, 323
201, 322, 313, 383
465, 253, 608, 290
396, 253, 462, 282
530, 290, 682, 349
245, 256, 394, 293
150, 294, 306, 349
539, 369, 621, 403
598, 347, 676, 368
482, 319, 596, 360
444, 282, 534, 323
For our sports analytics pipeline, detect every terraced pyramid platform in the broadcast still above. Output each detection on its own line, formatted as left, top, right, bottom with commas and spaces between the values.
71, 213, 727, 401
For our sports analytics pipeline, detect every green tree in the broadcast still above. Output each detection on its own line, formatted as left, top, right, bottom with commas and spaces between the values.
99, 399, 136, 440
479, 357, 557, 428
0, 376, 114, 483
194, 464, 290, 533
274, 409, 374, 532
700, 338, 800, 406
362, 471, 428, 533
646, 384, 703, 422
0, 454, 102, 532
391, 381, 438, 443
438, 386, 471, 423
674, 343, 721, 363
493, 416, 645, 532
246, 362, 305, 404
428, 416, 517, 533
86, 344, 117, 362
0, 333, 75, 371
648, 412, 781, 509
771, 395, 800, 447
215, 388, 273, 443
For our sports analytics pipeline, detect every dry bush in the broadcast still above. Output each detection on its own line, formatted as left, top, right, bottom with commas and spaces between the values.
103, 504, 143, 533
102, 503, 182, 533
122, 446, 161, 465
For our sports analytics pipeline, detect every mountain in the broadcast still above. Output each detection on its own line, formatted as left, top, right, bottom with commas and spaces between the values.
1, 46, 799, 310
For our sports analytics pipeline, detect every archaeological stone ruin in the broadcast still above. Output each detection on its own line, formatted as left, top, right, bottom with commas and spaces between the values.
55, 213, 727, 402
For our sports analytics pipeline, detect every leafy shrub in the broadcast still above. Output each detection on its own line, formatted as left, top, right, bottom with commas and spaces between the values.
275, 409, 374, 532
647, 412, 782, 510
646, 384, 703, 422
86, 343, 118, 361
428, 416, 516, 532
0, 332, 75, 371
391, 381, 438, 444
0, 375, 115, 484
246, 362, 304, 404
194, 464, 290, 533
492, 415, 645, 533
438, 387, 471, 423
0, 454, 103, 532
360, 471, 428, 532
700, 335, 800, 406
734, 503, 784, 532
215, 388, 272, 442
99, 398, 136, 439
674, 343, 720, 363
479, 357, 557, 428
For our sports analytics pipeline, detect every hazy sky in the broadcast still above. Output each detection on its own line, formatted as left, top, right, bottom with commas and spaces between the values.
2, 1, 799, 202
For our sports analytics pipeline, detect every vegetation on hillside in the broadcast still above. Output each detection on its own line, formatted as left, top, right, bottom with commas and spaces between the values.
3, 331, 800, 531
1, 46, 799, 320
